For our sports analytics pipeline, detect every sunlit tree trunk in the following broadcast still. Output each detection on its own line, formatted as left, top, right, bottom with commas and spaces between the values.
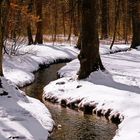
78, 0, 105, 79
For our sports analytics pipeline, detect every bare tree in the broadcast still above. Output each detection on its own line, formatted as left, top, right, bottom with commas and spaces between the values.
78, 0, 105, 79
0, 1, 3, 76
129, 0, 140, 49
110, 0, 121, 49
35, 0, 43, 44
101, 0, 109, 39
0, 0, 10, 76
27, 0, 34, 45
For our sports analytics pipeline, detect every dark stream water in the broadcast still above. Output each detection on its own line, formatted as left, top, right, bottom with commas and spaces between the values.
22, 63, 117, 140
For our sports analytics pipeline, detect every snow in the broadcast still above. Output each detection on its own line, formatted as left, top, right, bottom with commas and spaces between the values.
0, 43, 78, 140
43, 44, 140, 140
1, 41, 137, 140
0, 77, 54, 140
4, 43, 79, 87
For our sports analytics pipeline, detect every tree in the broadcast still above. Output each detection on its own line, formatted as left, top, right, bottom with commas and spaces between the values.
101, 0, 109, 39
0, 0, 9, 76
76, 34, 81, 49
130, 0, 140, 49
27, 0, 34, 45
78, 0, 105, 79
0, 1, 3, 76
110, 0, 121, 49
34, 0, 43, 44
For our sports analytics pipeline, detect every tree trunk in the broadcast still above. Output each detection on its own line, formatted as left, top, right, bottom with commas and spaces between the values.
101, 0, 108, 39
0, 1, 3, 76
130, 0, 140, 49
110, 0, 120, 50
76, 34, 81, 49
27, 0, 33, 45
62, 5, 66, 37
35, 0, 43, 44
78, 0, 105, 79
67, 0, 74, 41
27, 24, 33, 45
53, 0, 58, 42
122, 0, 127, 43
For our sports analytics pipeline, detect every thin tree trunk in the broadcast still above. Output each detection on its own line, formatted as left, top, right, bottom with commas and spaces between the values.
27, 0, 33, 45
53, 0, 58, 42
110, 0, 120, 50
73, 9, 78, 36
34, 0, 43, 44
101, 0, 108, 39
130, 0, 140, 48
27, 24, 33, 45
67, 0, 73, 41
76, 34, 81, 49
62, 5, 66, 37
0, 1, 3, 76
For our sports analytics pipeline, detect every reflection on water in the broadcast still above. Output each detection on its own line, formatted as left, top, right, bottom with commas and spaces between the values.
22, 63, 66, 101
22, 63, 117, 140
47, 102, 117, 140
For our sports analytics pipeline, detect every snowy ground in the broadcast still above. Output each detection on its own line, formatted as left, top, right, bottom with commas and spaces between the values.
43, 44, 140, 140
1, 43, 78, 140
0, 77, 54, 140
0, 42, 132, 140
3, 43, 78, 87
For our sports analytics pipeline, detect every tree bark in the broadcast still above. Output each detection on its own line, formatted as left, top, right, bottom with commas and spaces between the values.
62, 5, 66, 37
101, 0, 108, 39
67, 0, 74, 41
110, 0, 120, 50
27, 0, 33, 45
0, 1, 4, 76
76, 34, 81, 49
130, 0, 140, 49
35, 0, 43, 44
78, 0, 105, 79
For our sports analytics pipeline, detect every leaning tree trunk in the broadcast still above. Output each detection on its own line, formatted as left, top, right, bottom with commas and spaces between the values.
130, 0, 140, 49
34, 0, 43, 44
78, 0, 105, 79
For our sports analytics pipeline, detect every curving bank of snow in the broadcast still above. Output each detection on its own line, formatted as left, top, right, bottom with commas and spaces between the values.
1, 43, 78, 140
43, 47, 140, 140
3, 43, 79, 87
0, 77, 54, 140
1, 43, 131, 140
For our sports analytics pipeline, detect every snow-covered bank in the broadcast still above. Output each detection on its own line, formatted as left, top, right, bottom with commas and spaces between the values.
0, 77, 54, 140
3, 43, 129, 87
4, 43, 79, 87
0, 43, 78, 140
43, 47, 140, 140
1, 42, 130, 140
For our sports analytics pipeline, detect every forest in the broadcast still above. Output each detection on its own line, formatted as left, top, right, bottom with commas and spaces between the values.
0, 0, 140, 140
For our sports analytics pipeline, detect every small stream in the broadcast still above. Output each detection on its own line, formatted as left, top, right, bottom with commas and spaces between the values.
22, 63, 117, 140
